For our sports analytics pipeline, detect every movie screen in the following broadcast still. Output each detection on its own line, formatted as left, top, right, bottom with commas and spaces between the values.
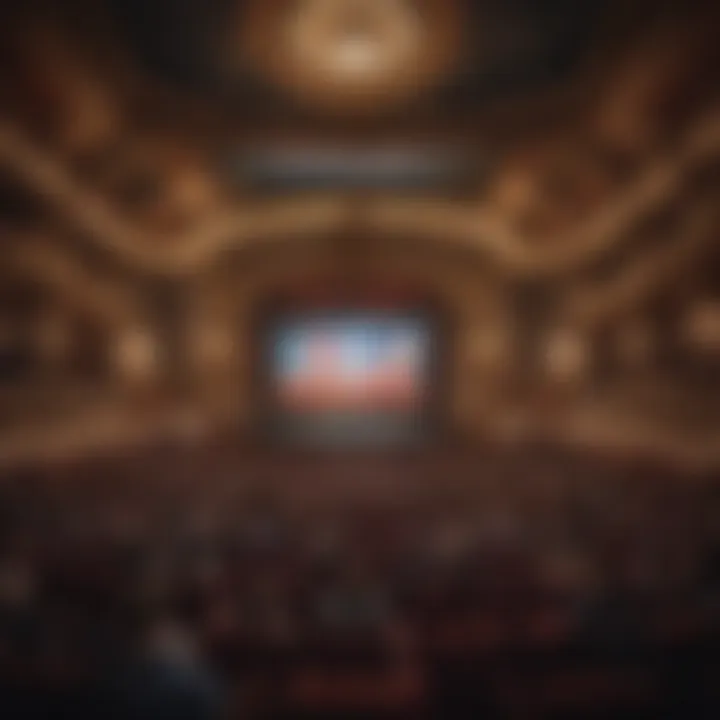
268, 312, 435, 446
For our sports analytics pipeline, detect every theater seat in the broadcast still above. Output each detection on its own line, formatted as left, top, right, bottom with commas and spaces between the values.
427, 611, 514, 656
538, 668, 658, 717
284, 664, 426, 717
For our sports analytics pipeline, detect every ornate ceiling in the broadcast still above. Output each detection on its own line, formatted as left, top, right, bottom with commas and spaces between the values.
0, 0, 718, 469
235, 0, 466, 114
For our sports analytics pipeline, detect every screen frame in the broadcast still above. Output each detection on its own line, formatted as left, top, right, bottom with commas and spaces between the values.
251, 282, 453, 454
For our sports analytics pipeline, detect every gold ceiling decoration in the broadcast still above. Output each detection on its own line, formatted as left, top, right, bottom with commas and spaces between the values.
237, 0, 465, 114
0, 108, 718, 277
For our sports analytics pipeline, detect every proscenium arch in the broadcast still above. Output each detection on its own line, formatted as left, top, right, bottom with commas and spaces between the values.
183, 233, 516, 435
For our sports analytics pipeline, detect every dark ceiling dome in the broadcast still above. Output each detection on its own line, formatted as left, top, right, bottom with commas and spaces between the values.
108, 0, 607, 114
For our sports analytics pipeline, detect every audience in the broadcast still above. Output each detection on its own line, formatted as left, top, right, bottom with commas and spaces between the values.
0, 447, 718, 718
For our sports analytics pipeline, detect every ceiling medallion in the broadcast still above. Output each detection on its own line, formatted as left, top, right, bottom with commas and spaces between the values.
238, 0, 465, 114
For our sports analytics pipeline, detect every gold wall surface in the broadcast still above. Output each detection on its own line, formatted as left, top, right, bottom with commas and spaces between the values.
0, 1, 718, 470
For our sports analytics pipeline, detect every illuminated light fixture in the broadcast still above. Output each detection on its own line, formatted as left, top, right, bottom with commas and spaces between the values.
332, 36, 389, 77
113, 326, 158, 382
683, 300, 720, 352
543, 328, 589, 383
237, 0, 465, 114
288, 0, 424, 82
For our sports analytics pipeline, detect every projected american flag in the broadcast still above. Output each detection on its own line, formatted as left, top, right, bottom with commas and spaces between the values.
273, 316, 431, 411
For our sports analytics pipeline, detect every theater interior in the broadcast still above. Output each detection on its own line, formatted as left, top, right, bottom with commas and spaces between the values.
0, 1, 719, 718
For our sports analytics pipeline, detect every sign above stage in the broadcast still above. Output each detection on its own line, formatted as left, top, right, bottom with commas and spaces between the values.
229, 142, 483, 192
